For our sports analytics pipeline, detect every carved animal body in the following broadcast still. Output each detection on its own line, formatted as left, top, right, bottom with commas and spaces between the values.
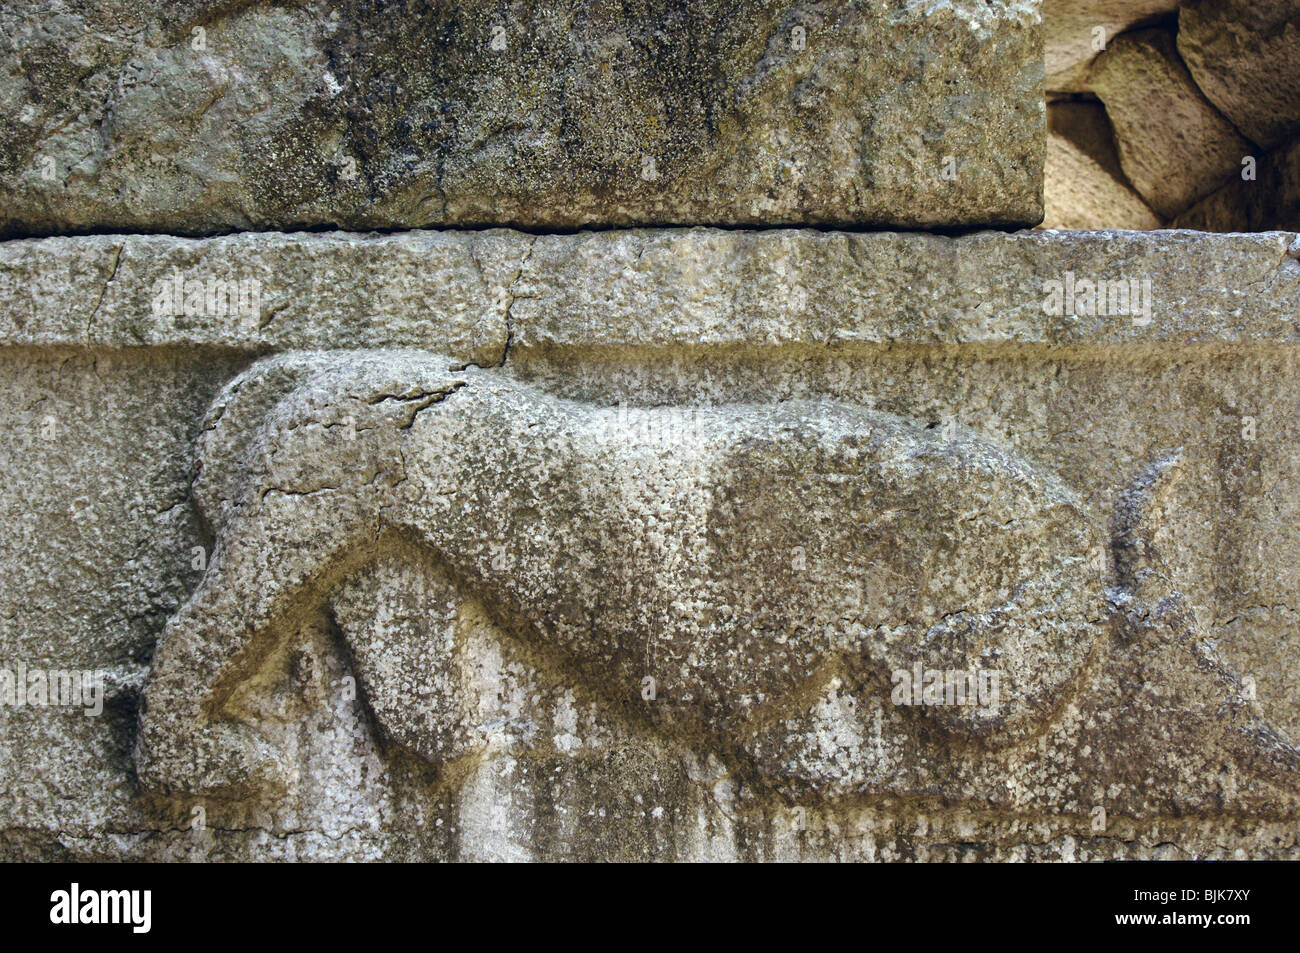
136, 350, 1300, 817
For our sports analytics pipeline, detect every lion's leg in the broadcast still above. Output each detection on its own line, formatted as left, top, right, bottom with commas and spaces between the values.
136, 488, 381, 796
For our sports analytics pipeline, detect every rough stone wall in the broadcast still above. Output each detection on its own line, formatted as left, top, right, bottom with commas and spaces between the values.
1, 2, 1298, 862
1042, 0, 1300, 231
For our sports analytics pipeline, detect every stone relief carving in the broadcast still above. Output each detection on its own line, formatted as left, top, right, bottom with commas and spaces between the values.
135, 350, 1300, 821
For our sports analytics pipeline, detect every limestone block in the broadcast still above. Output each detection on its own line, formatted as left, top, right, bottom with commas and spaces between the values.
1179, 0, 1300, 151
1044, 132, 1163, 228
5, 228, 1300, 860
1047, 100, 1127, 181
1043, 100, 1161, 228
1173, 136, 1300, 231
1090, 29, 1255, 218
0, 0, 1044, 234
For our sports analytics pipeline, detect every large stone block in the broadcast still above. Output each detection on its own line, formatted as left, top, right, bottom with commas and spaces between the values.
1089, 28, 1253, 218
3, 227, 1300, 860
0, 0, 1044, 234
1178, 0, 1300, 151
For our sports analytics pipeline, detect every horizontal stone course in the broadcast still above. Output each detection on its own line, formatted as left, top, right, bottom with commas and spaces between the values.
0, 0, 1045, 234
1, 228, 1296, 355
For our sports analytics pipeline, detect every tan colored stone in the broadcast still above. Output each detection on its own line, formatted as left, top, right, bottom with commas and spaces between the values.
1179, 0, 1300, 150
1047, 99, 1127, 181
6, 228, 1300, 860
1173, 136, 1300, 231
1090, 28, 1255, 218
1043, 0, 1179, 91
1043, 127, 1162, 229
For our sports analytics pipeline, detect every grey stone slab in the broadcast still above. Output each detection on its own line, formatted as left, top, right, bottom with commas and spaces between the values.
0, 0, 1045, 234
4, 227, 1300, 860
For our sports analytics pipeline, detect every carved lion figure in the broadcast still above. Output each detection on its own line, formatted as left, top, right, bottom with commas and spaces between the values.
135, 350, 1300, 819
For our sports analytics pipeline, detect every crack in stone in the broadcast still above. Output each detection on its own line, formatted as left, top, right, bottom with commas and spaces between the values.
85, 240, 124, 341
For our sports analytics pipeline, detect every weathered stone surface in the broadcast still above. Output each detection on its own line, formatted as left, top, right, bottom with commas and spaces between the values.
1178, 0, 1300, 151
1042, 0, 1179, 92
503, 228, 1300, 350
0, 230, 521, 362
1047, 100, 1125, 180
137, 350, 1111, 793
0, 0, 1044, 234
1044, 135, 1160, 229
1090, 28, 1255, 218
1173, 136, 1300, 232
1043, 100, 1161, 228
7, 227, 1300, 352
5, 228, 1300, 860
1043, 110, 1162, 228
135, 347, 1300, 826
